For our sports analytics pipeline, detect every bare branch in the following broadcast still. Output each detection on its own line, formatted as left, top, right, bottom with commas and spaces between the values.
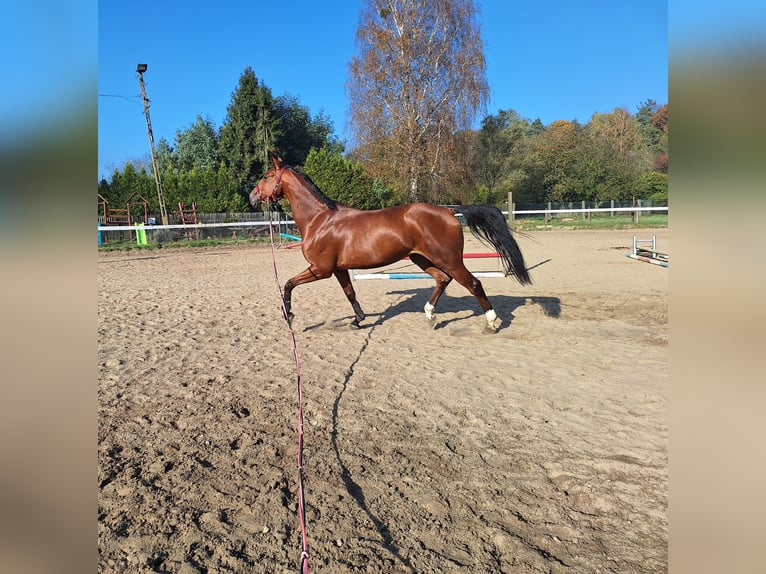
347, 0, 489, 201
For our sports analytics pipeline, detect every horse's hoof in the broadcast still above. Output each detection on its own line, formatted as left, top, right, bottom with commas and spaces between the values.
350, 319, 362, 329
484, 322, 499, 334
484, 309, 500, 333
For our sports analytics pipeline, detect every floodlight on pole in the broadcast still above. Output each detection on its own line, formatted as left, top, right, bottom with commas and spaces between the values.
136, 63, 169, 225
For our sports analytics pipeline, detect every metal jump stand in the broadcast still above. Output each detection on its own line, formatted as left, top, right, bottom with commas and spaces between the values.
627, 235, 668, 268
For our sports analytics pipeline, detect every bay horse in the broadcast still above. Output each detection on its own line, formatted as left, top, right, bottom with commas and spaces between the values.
250, 156, 531, 331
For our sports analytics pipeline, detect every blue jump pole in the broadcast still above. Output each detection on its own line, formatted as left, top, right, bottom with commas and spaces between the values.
353, 271, 506, 280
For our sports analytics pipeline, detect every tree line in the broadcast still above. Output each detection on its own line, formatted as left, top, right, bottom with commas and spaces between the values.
99, 0, 667, 217
470, 104, 668, 206
99, 67, 341, 214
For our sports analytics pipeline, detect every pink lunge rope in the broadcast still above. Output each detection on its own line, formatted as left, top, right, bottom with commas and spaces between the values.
267, 211, 311, 574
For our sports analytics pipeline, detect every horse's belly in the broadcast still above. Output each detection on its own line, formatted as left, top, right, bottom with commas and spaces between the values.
337, 240, 411, 269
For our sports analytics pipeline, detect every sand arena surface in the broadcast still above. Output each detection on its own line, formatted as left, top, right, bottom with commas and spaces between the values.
98, 228, 668, 573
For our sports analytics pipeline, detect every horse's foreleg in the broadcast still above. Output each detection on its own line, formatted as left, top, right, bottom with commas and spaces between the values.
333, 269, 366, 328
282, 266, 328, 327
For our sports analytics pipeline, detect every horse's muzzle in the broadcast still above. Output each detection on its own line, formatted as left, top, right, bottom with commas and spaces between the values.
249, 188, 261, 207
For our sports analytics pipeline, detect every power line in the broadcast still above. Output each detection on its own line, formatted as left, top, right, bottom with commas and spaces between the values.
98, 93, 142, 104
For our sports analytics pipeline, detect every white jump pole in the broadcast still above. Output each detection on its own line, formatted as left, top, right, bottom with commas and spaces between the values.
353, 252, 508, 280
353, 271, 506, 280
626, 253, 668, 268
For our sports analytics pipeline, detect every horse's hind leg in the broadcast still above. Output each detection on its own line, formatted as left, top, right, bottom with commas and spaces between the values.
446, 264, 500, 332
333, 269, 366, 328
410, 254, 452, 326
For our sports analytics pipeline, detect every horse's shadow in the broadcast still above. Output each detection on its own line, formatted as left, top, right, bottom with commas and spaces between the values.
329, 305, 415, 569
318, 289, 561, 332
394, 289, 561, 330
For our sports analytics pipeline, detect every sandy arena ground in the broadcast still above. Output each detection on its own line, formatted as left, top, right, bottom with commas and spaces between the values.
98, 228, 668, 573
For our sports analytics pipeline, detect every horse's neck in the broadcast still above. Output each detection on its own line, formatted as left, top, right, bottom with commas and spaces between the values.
284, 176, 331, 232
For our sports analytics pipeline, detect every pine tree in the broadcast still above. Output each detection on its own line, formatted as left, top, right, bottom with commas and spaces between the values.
219, 67, 281, 201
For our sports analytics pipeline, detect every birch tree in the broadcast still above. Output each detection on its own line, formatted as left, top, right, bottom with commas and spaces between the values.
347, 0, 489, 202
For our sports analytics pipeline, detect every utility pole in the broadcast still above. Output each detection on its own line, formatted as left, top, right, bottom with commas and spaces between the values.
136, 63, 169, 225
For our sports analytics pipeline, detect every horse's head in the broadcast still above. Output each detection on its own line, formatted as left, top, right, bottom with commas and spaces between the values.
250, 156, 288, 207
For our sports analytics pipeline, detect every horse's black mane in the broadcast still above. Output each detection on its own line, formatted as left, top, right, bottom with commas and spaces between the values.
289, 166, 338, 210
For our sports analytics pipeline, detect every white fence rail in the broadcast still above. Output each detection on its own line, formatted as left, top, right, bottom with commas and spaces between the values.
510, 206, 667, 215
98, 206, 668, 233
97, 220, 290, 232
97, 205, 668, 250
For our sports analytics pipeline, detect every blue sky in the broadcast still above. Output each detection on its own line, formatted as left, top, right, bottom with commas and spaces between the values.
97, 0, 669, 180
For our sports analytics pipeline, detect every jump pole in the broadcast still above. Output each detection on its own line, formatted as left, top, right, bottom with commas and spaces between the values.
401, 252, 500, 260
627, 235, 668, 267
352, 251, 507, 280
353, 271, 506, 280
626, 253, 668, 267
279, 232, 303, 249
634, 249, 668, 262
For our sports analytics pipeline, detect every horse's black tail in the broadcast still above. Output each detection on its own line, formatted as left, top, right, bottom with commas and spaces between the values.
454, 205, 532, 285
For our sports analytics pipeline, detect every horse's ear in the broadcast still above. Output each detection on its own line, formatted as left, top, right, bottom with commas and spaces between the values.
271, 155, 283, 169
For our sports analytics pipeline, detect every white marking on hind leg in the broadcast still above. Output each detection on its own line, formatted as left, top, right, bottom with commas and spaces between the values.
424, 302, 435, 322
